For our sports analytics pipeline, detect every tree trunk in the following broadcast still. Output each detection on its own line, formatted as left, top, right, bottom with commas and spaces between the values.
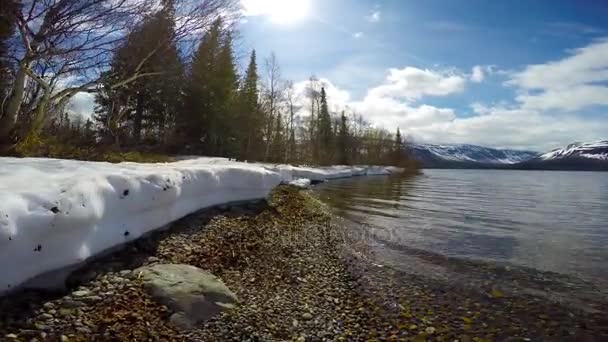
28, 92, 50, 137
0, 66, 27, 143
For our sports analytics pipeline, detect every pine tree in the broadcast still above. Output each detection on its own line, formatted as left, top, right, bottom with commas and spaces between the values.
392, 128, 404, 165
238, 50, 261, 161
94, 1, 184, 147
180, 18, 223, 152
140, 1, 183, 144
213, 30, 239, 157
337, 111, 349, 165
318, 87, 333, 165
395, 128, 402, 148
269, 113, 285, 163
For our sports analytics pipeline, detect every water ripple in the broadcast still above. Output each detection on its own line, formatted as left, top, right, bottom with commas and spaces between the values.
315, 170, 608, 289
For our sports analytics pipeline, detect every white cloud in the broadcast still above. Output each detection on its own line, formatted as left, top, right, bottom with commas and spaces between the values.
471, 65, 485, 83
68, 93, 96, 119
292, 55, 607, 150
353, 96, 607, 151
285, 39, 608, 151
366, 10, 381, 23
367, 67, 467, 101
352, 96, 456, 130
516, 85, 608, 111
346, 76, 604, 151
292, 78, 351, 113
353, 32, 363, 39
507, 38, 608, 111
426, 106, 608, 151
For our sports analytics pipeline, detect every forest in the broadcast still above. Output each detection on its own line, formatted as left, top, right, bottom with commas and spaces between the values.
0, 0, 415, 167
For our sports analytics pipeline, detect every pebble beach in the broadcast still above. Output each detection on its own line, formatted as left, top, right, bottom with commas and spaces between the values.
0, 186, 607, 341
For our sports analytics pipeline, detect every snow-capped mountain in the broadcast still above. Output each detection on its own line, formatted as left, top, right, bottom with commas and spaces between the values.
539, 141, 608, 161
409, 143, 538, 168
517, 140, 608, 171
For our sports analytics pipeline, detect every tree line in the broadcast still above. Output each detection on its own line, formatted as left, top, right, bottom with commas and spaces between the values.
0, 0, 414, 167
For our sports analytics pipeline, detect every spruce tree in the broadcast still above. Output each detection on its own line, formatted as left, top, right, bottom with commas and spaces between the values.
395, 128, 402, 148
238, 50, 261, 161
318, 87, 333, 164
181, 19, 223, 152
269, 113, 285, 162
210, 30, 238, 157
94, 1, 183, 146
337, 111, 349, 165
392, 128, 403, 165
141, 1, 183, 144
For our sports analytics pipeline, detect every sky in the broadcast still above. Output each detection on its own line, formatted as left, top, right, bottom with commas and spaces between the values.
238, 0, 608, 152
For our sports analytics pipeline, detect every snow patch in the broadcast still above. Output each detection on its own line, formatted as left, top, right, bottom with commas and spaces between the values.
0, 157, 401, 292
539, 140, 608, 161
580, 153, 608, 160
412, 143, 538, 164
288, 178, 312, 188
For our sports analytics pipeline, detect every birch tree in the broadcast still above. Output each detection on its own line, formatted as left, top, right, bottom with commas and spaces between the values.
0, 0, 238, 149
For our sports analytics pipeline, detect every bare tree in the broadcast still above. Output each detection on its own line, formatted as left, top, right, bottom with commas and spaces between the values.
303, 75, 321, 162
284, 80, 300, 162
261, 52, 286, 160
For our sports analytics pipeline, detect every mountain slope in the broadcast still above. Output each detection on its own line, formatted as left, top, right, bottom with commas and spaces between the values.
516, 141, 608, 171
410, 143, 538, 168
539, 141, 608, 161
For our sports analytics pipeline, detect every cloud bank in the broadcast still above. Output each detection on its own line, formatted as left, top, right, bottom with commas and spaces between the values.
295, 39, 608, 151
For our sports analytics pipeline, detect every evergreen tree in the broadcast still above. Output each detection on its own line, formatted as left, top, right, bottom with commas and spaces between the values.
337, 111, 349, 165
269, 113, 285, 162
94, 1, 183, 146
392, 128, 404, 165
237, 50, 261, 160
175, 18, 238, 156
395, 128, 402, 149
211, 30, 239, 157
139, 1, 183, 144
318, 87, 333, 164
180, 18, 223, 152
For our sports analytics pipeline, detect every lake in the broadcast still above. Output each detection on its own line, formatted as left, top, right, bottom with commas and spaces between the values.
315, 169, 608, 306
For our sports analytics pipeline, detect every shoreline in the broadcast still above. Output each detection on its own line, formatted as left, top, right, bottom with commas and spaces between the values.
0, 156, 404, 293
1, 186, 607, 341
0, 186, 374, 341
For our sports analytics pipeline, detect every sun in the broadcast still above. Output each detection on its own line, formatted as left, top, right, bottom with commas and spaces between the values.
242, 0, 312, 25
267, 0, 311, 25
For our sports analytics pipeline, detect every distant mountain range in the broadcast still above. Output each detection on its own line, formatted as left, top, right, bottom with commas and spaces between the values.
409, 143, 539, 169
516, 141, 608, 171
409, 140, 608, 171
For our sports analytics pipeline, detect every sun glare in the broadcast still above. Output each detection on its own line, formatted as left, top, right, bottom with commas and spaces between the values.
242, 0, 312, 25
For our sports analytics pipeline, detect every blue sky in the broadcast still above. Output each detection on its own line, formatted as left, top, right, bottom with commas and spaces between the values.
238, 0, 608, 151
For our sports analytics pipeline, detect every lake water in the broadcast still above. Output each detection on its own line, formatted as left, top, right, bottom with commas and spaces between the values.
315, 169, 608, 300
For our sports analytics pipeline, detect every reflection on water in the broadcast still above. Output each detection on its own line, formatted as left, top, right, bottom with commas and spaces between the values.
315, 170, 608, 289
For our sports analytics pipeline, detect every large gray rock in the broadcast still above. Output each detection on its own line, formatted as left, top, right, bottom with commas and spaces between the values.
135, 264, 237, 330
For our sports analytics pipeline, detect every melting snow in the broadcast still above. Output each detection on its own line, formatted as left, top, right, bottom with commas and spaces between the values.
288, 178, 312, 188
0, 157, 400, 292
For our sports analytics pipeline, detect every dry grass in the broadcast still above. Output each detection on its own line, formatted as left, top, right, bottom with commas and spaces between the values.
8, 137, 172, 163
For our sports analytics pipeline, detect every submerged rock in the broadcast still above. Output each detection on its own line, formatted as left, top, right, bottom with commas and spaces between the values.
134, 264, 237, 330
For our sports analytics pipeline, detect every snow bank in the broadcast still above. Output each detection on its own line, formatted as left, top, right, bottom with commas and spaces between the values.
263, 164, 398, 182
0, 157, 281, 292
288, 178, 312, 189
0, 157, 401, 292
